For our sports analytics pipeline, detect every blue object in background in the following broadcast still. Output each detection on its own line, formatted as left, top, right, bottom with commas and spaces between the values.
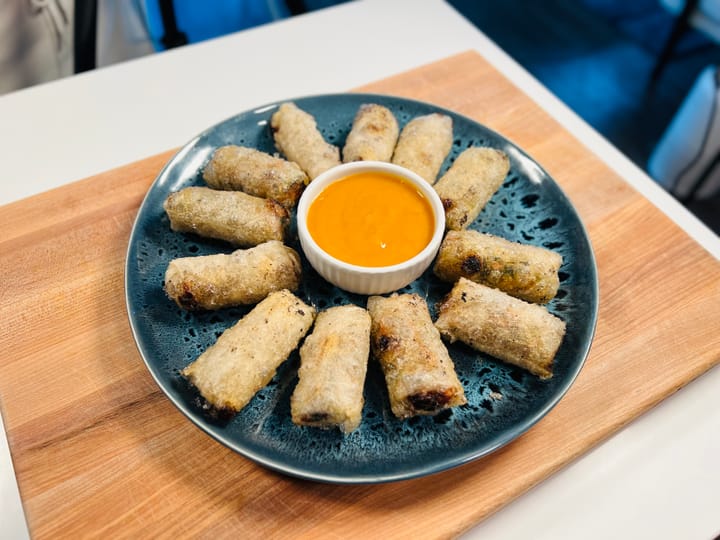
142, 0, 291, 51
648, 65, 720, 200
450, 0, 720, 232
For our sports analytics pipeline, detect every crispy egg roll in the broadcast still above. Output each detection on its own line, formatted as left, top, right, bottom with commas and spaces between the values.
163, 186, 288, 247
181, 289, 316, 415
270, 102, 341, 179
435, 278, 565, 379
434, 147, 510, 230
391, 113, 453, 184
202, 145, 308, 208
367, 293, 466, 419
434, 229, 562, 304
164, 241, 302, 311
342, 103, 399, 163
291, 305, 371, 433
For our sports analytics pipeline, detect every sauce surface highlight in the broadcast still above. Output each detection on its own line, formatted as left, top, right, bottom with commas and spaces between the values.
307, 171, 435, 267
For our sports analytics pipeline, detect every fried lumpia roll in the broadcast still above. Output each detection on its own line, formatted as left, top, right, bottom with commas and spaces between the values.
164, 186, 288, 247
182, 289, 316, 415
434, 229, 562, 304
291, 305, 371, 433
367, 293, 466, 419
435, 278, 566, 379
270, 102, 341, 179
434, 147, 510, 230
202, 145, 308, 208
164, 241, 302, 311
342, 104, 399, 163
391, 113, 453, 184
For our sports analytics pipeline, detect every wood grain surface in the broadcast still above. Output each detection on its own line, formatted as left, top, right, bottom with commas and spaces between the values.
1, 51, 719, 539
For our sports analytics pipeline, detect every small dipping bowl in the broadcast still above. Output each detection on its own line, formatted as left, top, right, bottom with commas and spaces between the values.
297, 161, 445, 295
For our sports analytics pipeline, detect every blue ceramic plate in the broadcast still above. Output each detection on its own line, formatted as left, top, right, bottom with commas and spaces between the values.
125, 94, 598, 483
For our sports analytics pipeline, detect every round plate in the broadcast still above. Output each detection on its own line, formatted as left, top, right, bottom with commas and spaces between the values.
125, 93, 598, 483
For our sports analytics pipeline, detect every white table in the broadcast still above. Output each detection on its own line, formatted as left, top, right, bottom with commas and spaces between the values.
1, 1, 718, 538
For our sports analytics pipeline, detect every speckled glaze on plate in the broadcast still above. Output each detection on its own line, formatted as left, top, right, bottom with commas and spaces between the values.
125, 93, 598, 484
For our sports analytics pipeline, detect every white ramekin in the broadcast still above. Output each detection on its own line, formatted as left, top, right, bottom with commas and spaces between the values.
296, 161, 445, 295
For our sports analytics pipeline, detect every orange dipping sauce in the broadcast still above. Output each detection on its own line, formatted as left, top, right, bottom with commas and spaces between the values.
306, 171, 435, 267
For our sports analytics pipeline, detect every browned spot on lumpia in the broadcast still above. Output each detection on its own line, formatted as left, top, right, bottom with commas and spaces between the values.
391, 113, 452, 184
182, 290, 316, 414
435, 278, 566, 379
203, 145, 308, 208
291, 305, 371, 433
433, 147, 510, 230
270, 102, 341, 179
163, 186, 288, 247
434, 229, 562, 304
164, 241, 302, 310
342, 104, 399, 163
367, 293, 466, 419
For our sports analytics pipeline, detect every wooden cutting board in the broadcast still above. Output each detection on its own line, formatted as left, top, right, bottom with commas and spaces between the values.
1, 51, 719, 539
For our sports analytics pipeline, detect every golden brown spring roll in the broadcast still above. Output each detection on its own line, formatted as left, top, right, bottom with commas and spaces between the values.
342, 104, 399, 163
391, 113, 453, 184
434, 229, 562, 304
367, 293, 466, 419
291, 305, 371, 433
182, 289, 316, 415
202, 145, 308, 208
163, 186, 288, 247
434, 147, 510, 230
164, 241, 302, 311
270, 102, 341, 179
435, 278, 566, 379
